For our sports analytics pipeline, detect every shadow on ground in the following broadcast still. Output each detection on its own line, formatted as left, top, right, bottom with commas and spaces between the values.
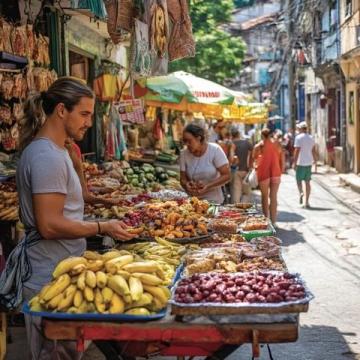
275, 226, 306, 247
277, 210, 305, 223
228, 325, 359, 360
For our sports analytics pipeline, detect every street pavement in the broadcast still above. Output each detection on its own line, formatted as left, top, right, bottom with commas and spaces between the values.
231, 173, 360, 360
5, 174, 360, 360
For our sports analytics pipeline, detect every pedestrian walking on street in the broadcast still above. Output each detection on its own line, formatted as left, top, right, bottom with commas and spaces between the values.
253, 128, 283, 224
293, 121, 316, 208
230, 127, 253, 203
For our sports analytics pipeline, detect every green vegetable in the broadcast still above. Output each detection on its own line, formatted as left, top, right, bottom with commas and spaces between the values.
133, 166, 141, 174
159, 173, 169, 182
166, 170, 179, 178
146, 173, 155, 181
155, 167, 165, 174
125, 168, 134, 175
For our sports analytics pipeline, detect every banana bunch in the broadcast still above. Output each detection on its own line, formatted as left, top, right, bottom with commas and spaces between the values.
119, 237, 186, 285
29, 250, 171, 316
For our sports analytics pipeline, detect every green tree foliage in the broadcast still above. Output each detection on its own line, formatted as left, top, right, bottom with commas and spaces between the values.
170, 0, 246, 84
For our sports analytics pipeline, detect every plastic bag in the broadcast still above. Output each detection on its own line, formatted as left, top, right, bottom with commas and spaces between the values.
246, 169, 258, 189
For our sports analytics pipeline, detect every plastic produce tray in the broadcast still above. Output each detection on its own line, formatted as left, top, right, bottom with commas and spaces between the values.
170, 272, 314, 316
240, 223, 276, 241
22, 304, 166, 322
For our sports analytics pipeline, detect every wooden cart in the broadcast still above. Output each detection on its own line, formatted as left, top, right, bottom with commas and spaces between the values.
43, 312, 300, 359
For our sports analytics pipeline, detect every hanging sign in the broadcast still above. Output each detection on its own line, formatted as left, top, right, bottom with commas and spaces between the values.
115, 99, 145, 124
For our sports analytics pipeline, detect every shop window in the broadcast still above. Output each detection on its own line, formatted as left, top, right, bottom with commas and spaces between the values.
69, 50, 89, 81
329, 1, 337, 31
345, 0, 352, 18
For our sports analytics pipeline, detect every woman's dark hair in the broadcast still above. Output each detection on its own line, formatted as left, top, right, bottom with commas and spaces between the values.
184, 123, 206, 143
261, 127, 271, 139
20, 77, 94, 149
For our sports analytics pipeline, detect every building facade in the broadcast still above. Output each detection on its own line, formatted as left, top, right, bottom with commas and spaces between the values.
339, 0, 360, 173
229, 0, 290, 130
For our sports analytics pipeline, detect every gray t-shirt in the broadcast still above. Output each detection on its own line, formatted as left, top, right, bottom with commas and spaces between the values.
180, 143, 229, 204
233, 139, 253, 171
16, 138, 85, 291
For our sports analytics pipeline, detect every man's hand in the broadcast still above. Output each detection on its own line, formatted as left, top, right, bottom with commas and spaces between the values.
293, 163, 297, 171
102, 220, 135, 241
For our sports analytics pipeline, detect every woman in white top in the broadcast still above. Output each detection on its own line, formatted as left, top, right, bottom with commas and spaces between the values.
180, 123, 230, 204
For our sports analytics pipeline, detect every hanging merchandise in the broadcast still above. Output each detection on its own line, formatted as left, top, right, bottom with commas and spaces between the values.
93, 73, 123, 101
0, 18, 13, 53
167, 0, 195, 61
115, 99, 145, 125
104, 104, 128, 160
0, 18, 57, 153
103, 0, 134, 44
171, 115, 184, 142
132, 19, 152, 78
112, 105, 127, 159
147, 0, 169, 75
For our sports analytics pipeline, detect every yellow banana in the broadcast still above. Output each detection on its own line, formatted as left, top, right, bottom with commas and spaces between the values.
46, 293, 63, 310
71, 275, 79, 284
101, 287, 114, 304
87, 302, 96, 313
105, 255, 134, 273
155, 237, 178, 247
78, 300, 89, 313
87, 260, 104, 272
83, 250, 102, 261
132, 273, 163, 286
142, 285, 169, 305
109, 293, 125, 314
102, 250, 123, 262
77, 271, 86, 291
96, 271, 108, 288
150, 296, 166, 312
73, 290, 83, 308
84, 286, 94, 302
85, 270, 97, 288
29, 296, 44, 312
116, 270, 130, 280
57, 285, 77, 311
52, 257, 87, 278
123, 261, 160, 274
69, 263, 87, 276
95, 289, 106, 313
42, 274, 71, 302
129, 276, 143, 302
38, 283, 52, 304
125, 307, 150, 316
125, 292, 153, 310
67, 307, 80, 314
107, 275, 131, 303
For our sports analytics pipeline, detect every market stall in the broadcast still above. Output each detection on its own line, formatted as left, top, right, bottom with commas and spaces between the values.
22, 182, 313, 358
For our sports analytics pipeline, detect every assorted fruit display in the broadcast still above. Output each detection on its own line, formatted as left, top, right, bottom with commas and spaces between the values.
173, 272, 306, 304
84, 161, 181, 194
123, 197, 210, 239
29, 250, 171, 315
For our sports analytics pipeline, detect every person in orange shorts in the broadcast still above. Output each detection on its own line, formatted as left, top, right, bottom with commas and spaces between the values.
253, 128, 284, 224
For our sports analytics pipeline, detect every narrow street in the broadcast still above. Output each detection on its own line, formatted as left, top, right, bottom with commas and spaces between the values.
230, 174, 360, 360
